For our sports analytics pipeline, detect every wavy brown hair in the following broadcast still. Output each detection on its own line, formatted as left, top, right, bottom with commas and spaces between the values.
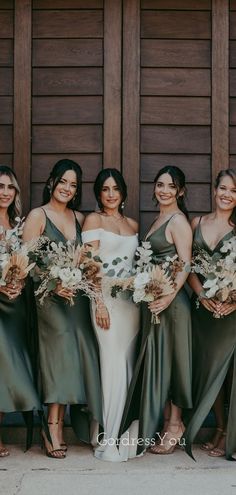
0, 165, 22, 226
215, 168, 236, 227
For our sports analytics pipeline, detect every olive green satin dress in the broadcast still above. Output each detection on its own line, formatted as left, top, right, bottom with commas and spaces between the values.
0, 285, 41, 413
183, 225, 236, 460
119, 218, 192, 454
36, 212, 103, 442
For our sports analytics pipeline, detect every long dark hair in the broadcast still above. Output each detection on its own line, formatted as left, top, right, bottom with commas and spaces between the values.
215, 168, 236, 227
0, 165, 22, 226
153, 165, 189, 219
42, 159, 82, 210
94, 168, 127, 215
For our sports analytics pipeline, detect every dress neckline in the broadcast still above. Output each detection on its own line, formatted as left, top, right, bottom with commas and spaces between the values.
145, 213, 183, 243
42, 208, 79, 242
84, 227, 137, 238
198, 223, 234, 253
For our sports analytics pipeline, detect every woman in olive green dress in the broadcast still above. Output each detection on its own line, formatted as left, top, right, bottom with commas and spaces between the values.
119, 166, 193, 455
183, 168, 236, 461
23, 159, 103, 459
0, 165, 41, 457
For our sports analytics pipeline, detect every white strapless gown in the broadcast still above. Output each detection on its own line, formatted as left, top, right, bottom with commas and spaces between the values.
82, 229, 140, 462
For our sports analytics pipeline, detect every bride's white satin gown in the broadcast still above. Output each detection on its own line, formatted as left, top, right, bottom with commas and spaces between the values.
82, 228, 140, 462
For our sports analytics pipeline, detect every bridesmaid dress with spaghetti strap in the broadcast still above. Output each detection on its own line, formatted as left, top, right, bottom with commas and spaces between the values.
36, 210, 103, 442
183, 223, 236, 460
0, 227, 41, 414
119, 215, 192, 454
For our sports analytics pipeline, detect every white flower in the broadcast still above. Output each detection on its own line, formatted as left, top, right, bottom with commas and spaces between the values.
50, 265, 60, 278
133, 271, 150, 289
133, 288, 146, 303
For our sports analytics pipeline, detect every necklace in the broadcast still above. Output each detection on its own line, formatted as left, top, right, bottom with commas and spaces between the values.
99, 211, 124, 222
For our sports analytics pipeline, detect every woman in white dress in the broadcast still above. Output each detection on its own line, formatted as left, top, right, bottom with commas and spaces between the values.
82, 168, 140, 462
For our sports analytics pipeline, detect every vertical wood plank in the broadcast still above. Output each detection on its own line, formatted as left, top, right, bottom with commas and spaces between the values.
14, 0, 32, 213
212, 0, 229, 191
122, 0, 140, 220
103, 0, 122, 170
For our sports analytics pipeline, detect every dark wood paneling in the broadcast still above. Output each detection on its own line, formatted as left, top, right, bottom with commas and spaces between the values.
141, 0, 211, 9
33, 0, 103, 7
141, 97, 210, 125
32, 96, 103, 124
141, 12, 211, 39
140, 183, 211, 212
229, 156, 236, 167
0, 97, 13, 124
231, 0, 236, 9
141, 126, 211, 154
230, 127, 236, 153
0, 126, 12, 153
31, 182, 95, 210
0, 0, 13, 6
230, 41, 236, 67
33, 11, 103, 38
141, 69, 210, 96
103, 0, 122, 170
14, 0, 32, 213
0, 11, 13, 37
33, 39, 103, 67
0, 69, 13, 95
123, 0, 140, 221
32, 154, 103, 182
32, 125, 102, 153
141, 40, 211, 68
230, 98, 236, 124
140, 155, 211, 182
33, 68, 103, 95
0, 154, 12, 166
230, 70, 236, 95
212, 0, 229, 182
0, 40, 13, 66
230, 12, 236, 38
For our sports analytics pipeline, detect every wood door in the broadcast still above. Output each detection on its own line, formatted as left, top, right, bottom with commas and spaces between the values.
0, 0, 233, 233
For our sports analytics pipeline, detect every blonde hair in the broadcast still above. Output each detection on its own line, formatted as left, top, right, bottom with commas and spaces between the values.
0, 166, 22, 226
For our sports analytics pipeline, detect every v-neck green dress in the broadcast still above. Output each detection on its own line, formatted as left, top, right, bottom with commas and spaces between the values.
36, 211, 103, 441
183, 224, 236, 460
119, 216, 192, 454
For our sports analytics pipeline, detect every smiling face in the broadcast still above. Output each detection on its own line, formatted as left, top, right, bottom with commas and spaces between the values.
99, 176, 122, 212
215, 175, 236, 212
0, 174, 16, 210
52, 170, 78, 205
154, 172, 182, 208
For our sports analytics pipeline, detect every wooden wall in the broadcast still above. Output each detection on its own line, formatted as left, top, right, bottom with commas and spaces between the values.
0, 0, 234, 235
0, 1, 13, 168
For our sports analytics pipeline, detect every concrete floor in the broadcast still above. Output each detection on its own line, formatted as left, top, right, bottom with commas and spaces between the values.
0, 444, 235, 495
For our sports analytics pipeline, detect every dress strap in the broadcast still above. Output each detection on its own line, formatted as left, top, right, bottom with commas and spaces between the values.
40, 207, 47, 219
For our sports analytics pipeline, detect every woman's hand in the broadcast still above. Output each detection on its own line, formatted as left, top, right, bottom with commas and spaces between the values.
216, 301, 236, 316
0, 282, 23, 300
95, 303, 110, 330
199, 297, 220, 313
148, 293, 176, 315
54, 283, 75, 302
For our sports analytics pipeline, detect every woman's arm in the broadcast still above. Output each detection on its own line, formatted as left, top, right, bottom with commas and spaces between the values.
82, 213, 110, 330
23, 208, 46, 242
149, 215, 192, 314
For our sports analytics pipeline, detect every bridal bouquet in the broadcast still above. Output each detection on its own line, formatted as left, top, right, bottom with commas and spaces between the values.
107, 241, 180, 324
192, 235, 236, 318
0, 218, 35, 289
31, 237, 102, 306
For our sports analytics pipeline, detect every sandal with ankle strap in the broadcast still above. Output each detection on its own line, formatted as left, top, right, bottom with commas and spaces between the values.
0, 446, 10, 457
200, 427, 224, 452
150, 421, 185, 455
42, 421, 66, 459
208, 431, 226, 458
